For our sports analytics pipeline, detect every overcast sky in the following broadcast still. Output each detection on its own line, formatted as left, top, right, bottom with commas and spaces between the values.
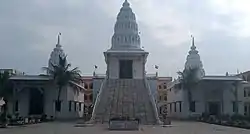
1, 0, 250, 77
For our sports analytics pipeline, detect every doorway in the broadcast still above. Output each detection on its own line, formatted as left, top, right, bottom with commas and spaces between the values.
29, 88, 44, 115
208, 102, 220, 115
119, 60, 133, 79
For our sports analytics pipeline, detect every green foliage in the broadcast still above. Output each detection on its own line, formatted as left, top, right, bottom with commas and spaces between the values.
0, 71, 12, 99
177, 67, 200, 90
0, 71, 12, 125
177, 67, 200, 112
42, 56, 82, 111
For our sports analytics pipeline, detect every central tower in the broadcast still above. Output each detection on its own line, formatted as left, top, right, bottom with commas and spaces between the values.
104, 0, 148, 79
91, 0, 160, 124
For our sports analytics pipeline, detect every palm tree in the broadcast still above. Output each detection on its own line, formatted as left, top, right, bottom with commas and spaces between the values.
43, 56, 82, 113
0, 71, 13, 127
177, 67, 200, 113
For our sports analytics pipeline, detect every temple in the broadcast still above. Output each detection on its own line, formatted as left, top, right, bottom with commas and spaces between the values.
90, 0, 161, 124
167, 36, 245, 118
5, 34, 85, 120
1, 0, 250, 123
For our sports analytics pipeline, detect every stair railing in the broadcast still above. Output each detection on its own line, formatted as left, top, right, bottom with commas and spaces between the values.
90, 77, 107, 122
143, 78, 163, 124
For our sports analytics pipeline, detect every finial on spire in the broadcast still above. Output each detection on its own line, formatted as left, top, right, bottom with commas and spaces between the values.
190, 35, 196, 50
56, 32, 62, 47
123, 0, 130, 7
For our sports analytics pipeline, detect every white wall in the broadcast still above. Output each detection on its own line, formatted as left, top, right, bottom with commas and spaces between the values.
66, 86, 84, 119
167, 85, 187, 118
147, 78, 158, 101
167, 80, 246, 119
43, 85, 57, 118
108, 56, 119, 79
14, 83, 84, 120
132, 56, 144, 79
17, 88, 29, 117
107, 54, 146, 79
93, 78, 104, 102
46, 85, 84, 120
241, 82, 250, 116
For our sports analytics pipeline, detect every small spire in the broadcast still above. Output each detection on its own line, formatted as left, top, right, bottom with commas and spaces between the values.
56, 32, 62, 47
190, 35, 196, 50
123, 0, 130, 7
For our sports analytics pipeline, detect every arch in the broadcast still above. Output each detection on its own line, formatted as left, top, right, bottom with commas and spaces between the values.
84, 82, 88, 89
159, 95, 162, 101
84, 94, 88, 101
89, 82, 93, 89
132, 37, 134, 42
164, 96, 167, 101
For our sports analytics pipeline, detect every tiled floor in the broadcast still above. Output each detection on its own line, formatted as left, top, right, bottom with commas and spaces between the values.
0, 121, 250, 134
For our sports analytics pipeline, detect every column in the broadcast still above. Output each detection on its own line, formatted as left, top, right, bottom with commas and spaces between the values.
107, 54, 109, 79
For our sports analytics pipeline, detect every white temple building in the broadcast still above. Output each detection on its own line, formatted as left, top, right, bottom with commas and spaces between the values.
91, 0, 161, 124
167, 37, 245, 119
1, 0, 250, 122
6, 35, 85, 120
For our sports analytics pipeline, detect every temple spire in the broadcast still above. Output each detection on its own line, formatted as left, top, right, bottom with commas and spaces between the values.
48, 32, 66, 73
56, 32, 62, 47
123, 0, 130, 7
111, 0, 140, 50
191, 35, 196, 50
185, 35, 205, 78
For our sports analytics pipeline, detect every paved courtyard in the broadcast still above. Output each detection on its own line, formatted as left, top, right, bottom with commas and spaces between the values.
0, 121, 250, 134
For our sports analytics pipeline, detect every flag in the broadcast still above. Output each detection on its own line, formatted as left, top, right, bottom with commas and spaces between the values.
94, 65, 98, 69
155, 65, 159, 69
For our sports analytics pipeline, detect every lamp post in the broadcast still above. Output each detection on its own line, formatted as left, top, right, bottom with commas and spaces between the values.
93, 65, 98, 77
155, 65, 159, 77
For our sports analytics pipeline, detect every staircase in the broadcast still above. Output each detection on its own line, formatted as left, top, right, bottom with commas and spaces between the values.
91, 79, 160, 124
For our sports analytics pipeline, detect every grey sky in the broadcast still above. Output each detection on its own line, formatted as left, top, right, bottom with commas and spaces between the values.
1, 0, 250, 77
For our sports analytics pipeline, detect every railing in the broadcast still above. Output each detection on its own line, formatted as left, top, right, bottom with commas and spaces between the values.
94, 74, 106, 78
144, 78, 163, 125
146, 73, 157, 78
90, 77, 107, 121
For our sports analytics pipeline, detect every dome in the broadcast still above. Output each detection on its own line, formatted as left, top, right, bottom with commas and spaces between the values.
111, 0, 141, 50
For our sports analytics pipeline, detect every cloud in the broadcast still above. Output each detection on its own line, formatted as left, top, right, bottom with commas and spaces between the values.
0, 0, 250, 77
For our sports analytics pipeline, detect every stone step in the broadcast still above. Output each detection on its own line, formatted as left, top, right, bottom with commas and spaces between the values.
92, 79, 158, 124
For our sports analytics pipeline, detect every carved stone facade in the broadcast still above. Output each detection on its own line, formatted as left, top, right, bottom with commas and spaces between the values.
111, 0, 141, 50
48, 34, 66, 73
184, 37, 205, 79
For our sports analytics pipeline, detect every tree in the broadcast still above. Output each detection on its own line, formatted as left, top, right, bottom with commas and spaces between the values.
43, 56, 82, 112
177, 67, 200, 113
0, 71, 13, 127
